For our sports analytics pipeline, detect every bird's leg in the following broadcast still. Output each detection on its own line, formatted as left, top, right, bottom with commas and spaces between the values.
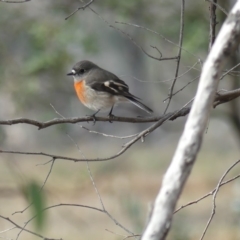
108, 105, 115, 123
86, 109, 100, 125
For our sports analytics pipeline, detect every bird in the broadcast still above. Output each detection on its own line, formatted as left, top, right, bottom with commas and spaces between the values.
67, 60, 153, 119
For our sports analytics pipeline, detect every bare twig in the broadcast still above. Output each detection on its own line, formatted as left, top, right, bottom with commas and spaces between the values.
15, 203, 103, 240
200, 160, 240, 240
122, 60, 200, 84
214, 88, 240, 107
0, 227, 16, 234
1, 88, 240, 164
65, 0, 94, 20
0, 215, 59, 240
0, 88, 239, 129
67, 133, 134, 234
50, 103, 139, 139
205, 0, 228, 15
0, 106, 189, 163
175, 174, 240, 213
12, 158, 55, 215
0, 0, 30, 3
105, 229, 141, 240
115, 21, 201, 60
163, 75, 200, 102
209, 0, 218, 51
163, 0, 185, 113
87, 6, 177, 61
220, 62, 240, 80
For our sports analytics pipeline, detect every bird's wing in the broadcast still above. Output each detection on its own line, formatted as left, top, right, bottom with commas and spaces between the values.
88, 68, 141, 99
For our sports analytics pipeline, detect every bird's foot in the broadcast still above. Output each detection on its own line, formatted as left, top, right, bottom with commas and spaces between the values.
86, 110, 100, 125
86, 114, 97, 125
108, 113, 115, 123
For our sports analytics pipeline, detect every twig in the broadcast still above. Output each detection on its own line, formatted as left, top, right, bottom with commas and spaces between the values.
1, 88, 240, 164
12, 158, 55, 215
163, 0, 185, 113
0, 0, 30, 3
0, 215, 59, 240
214, 88, 240, 107
88, 7, 177, 61
81, 126, 138, 139
115, 21, 201, 61
175, 173, 240, 213
123, 60, 200, 84
0, 227, 16, 234
15, 203, 103, 240
65, 0, 94, 20
200, 160, 240, 240
105, 229, 141, 240
209, 0, 218, 51
205, 0, 228, 15
67, 133, 136, 235
0, 103, 190, 164
50, 103, 139, 139
163, 75, 200, 102
220, 62, 240, 80
0, 88, 239, 129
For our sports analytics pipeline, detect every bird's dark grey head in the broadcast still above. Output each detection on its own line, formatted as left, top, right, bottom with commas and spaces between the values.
67, 60, 98, 80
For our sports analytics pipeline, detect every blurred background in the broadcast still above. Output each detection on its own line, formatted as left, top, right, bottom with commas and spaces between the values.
1, 0, 240, 239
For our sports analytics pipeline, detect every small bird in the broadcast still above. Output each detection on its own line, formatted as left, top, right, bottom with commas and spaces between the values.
67, 60, 153, 118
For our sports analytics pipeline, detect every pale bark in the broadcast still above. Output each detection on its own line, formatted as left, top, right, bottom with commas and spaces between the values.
142, 2, 240, 240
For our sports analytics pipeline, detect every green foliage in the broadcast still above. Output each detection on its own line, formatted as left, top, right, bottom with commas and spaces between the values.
25, 180, 46, 231
183, 11, 208, 53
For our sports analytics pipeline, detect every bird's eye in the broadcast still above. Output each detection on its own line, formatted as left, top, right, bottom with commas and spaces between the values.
79, 69, 85, 74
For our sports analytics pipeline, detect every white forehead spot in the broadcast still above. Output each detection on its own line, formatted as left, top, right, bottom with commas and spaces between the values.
72, 69, 76, 74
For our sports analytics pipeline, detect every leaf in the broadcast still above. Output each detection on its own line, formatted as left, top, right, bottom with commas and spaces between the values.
26, 181, 46, 231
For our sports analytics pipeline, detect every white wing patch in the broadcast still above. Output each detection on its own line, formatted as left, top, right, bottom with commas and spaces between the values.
104, 80, 128, 93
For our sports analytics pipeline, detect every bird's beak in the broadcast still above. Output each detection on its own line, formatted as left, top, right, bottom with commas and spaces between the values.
67, 72, 74, 76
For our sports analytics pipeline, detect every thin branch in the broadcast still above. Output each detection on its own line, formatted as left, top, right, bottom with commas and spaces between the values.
164, 0, 185, 113
175, 174, 240, 213
0, 0, 30, 3
209, 0, 218, 51
1, 88, 240, 164
65, 0, 94, 20
205, 0, 228, 15
200, 159, 240, 240
88, 7, 177, 61
81, 126, 138, 139
0, 227, 16, 234
15, 203, 102, 240
115, 21, 201, 61
220, 62, 240, 80
163, 75, 200, 102
214, 88, 240, 107
0, 106, 190, 163
0, 215, 59, 240
105, 229, 141, 240
0, 88, 239, 129
123, 60, 200, 84
12, 158, 55, 215
67, 133, 134, 234
50, 103, 139, 139
0, 110, 182, 128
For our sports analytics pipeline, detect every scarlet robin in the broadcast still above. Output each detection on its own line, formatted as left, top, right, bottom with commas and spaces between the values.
67, 60, 153, 119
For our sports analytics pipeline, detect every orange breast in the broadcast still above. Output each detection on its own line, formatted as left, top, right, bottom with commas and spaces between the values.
74, 80, 86, 104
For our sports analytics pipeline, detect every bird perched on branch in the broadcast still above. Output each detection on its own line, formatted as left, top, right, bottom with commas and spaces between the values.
67, 60, 153, 119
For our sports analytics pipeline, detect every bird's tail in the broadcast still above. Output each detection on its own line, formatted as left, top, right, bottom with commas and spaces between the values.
126, 96, 153, 114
